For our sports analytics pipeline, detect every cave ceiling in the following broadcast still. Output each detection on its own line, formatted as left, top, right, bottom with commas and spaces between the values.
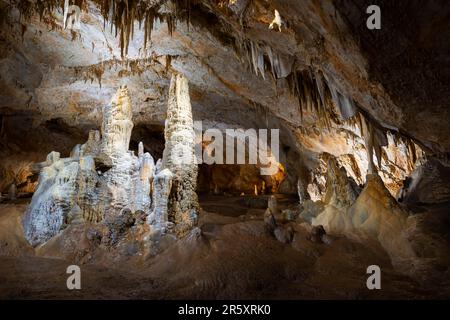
0, 0, 449, 158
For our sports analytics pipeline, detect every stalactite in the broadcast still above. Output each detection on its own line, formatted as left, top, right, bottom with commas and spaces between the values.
284, 68, 338, 131
314, 70, 326, 107
323, 73, 357, 121
15, 0, 193, 58
373, 131, 383, 169
71, 55, 162, 85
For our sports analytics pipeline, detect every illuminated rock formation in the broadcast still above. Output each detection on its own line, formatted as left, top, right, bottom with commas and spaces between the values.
162, 73, 199, 236
398, 157, 450, 205
23, 154, 80, 246
347, 174, 417, 272
23, 87, 154, 246
311, 161, 417, 272
313, 157, 360, 228
100, 87, 134, 158
148, 168, 173, 230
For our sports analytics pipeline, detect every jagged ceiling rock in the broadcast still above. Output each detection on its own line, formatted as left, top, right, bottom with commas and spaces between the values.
335, 0, 450, 152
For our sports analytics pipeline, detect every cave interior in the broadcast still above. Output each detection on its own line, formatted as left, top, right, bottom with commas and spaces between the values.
0, 0, 449, 299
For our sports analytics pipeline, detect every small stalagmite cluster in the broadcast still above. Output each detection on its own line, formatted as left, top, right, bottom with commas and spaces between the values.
22, 75, 199, 247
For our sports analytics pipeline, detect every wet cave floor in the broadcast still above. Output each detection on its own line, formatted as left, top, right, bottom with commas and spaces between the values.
0, 195, 448, 300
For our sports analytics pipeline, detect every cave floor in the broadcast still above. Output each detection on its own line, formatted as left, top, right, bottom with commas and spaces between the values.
0, 196, 448, 299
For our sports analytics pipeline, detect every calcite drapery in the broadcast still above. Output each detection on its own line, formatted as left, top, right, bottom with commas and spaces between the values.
161, 73, 199, 236
23, 87, 154, 246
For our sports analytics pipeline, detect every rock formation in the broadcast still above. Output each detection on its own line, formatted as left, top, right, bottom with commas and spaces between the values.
162, 73, 199, 236
23, 87, 154, 246
148, 168, 173, 231
312, 157, 360, 231
8, 184, 17, 200
398, 157, 450, 206
310, 160, 418, 273
0, 0, 447, 299
347, 174, 417, 272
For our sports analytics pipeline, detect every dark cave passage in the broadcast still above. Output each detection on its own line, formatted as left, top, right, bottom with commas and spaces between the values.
197, 163, 286, 196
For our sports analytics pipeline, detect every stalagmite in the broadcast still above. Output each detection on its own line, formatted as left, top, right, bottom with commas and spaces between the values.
23, 156, 80, 246
80, 130, 101, 156
23, 86, 154, 246
264, 197, 278, 233
100, 86, 134, 158
135, 151, 155, 214
148, 168, 173, 230
162, 73, 199, 237
97, 86, 148, 218
77, 155, 99, 223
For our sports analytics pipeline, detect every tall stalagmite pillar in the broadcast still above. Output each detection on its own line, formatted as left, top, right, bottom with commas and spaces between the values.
162, 73, 199, 236
101, 86, 134, 159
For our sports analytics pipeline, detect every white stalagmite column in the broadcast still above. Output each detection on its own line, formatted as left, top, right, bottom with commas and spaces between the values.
162, 73, 199, 236
101, 86, 134, 158
135, 146, 154, 213
149, 168, 173, 229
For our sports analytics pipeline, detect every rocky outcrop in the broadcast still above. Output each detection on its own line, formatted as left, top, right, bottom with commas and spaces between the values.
23, 87, 154, 246
302, 129, 423, 202
347, 174, 416, 272
300, 151, 448, 277
399, 157, 450, 206
312, 157, 360, 231
162, 74, 199, 237
306, 155, 424, 274
22, 153, 79, 246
